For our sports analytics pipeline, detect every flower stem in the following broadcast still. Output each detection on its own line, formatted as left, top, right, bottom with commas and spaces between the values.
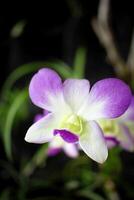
73, 47, 87, 78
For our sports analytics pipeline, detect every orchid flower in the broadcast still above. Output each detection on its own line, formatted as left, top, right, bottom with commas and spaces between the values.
98, 97, 134, 151
34, 111, 78, 158
25, 68, 132, 163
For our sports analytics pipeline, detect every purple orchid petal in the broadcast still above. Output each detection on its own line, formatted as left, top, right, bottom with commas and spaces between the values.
105, 136, 119, 149
79, 78, 132, 120
54, 129, 79, 143
63, 79, 90, 112
120, 96, 134, 121
48, 147, 62, 156
29, 68, 63, 111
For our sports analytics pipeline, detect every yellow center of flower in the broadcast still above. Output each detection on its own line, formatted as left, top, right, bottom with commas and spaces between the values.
60, 114, 84, 135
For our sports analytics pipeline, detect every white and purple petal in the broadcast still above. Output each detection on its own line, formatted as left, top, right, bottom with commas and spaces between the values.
79, 121, 108, 163
29, 68, 64, 111
79, 78, 132, 120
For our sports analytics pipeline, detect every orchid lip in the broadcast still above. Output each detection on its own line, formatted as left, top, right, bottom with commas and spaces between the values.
53, 129, 79, 143
55, 114, 84, 143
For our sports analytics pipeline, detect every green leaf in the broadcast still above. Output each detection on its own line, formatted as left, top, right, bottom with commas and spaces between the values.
131, 78, 134, 91
77, 190, 106, 200
100, 148, 122, 180
22, 143, 48, 176
0, 189, 10, 200
73, 47, 87, 78
3, 89, 28, 160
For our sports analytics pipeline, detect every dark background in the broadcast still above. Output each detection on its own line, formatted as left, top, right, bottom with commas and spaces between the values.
0, 0, 133, 87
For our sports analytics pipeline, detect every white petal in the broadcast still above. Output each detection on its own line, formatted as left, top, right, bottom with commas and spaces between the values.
25, 113, 59, 143
63, 79, 90, 113
79, 121, 108, 163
